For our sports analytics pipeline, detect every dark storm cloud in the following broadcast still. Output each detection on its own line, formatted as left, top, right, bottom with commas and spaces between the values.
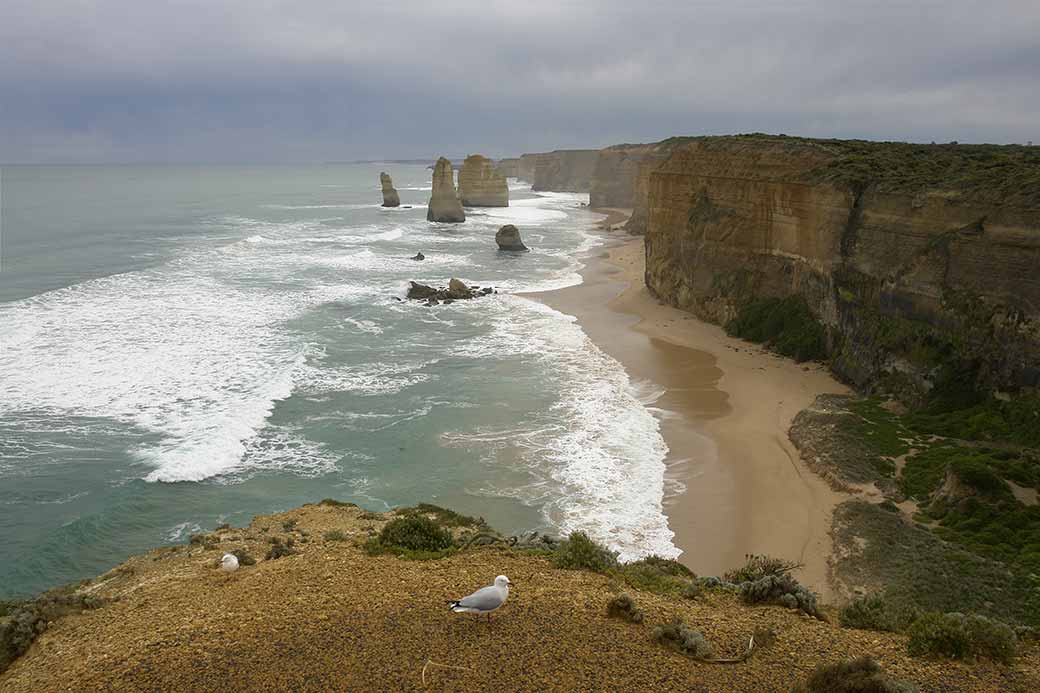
1, 0, 1037, 162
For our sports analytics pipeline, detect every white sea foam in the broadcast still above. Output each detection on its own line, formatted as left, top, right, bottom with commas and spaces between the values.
447, 295, 678, 560
0, 234, 389, 483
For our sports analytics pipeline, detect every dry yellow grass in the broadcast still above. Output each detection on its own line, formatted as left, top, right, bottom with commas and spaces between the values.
2, 503, 1037, 692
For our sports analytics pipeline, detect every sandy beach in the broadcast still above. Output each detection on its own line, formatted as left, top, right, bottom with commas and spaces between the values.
537, 216, 849, 598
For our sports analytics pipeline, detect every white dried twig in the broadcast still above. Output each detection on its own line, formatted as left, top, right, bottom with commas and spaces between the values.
421, 658, 473, 685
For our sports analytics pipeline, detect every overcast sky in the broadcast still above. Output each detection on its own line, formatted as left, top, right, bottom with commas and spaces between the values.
1, 0, 1037, 163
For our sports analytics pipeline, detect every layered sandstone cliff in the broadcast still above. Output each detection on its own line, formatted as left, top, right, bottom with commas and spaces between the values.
518, 152, 554, 183
457, 154, 509, 207
588, 140, 692, 233
532, 150, 599, 192
643, 136, 1040, 396
379, 172, 400, 207
427, 157, 465, 223
495, 157, 520, 179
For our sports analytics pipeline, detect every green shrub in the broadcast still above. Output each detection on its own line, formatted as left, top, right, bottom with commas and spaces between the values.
318, 498, 358, 508
906, 612, 1017, 663
740, 574, 821, 619
400, 503, 483, 528
653, 618, 713, 659
189, 532, 219, 550
724, 554, 801, 584
839, 594, 917, 632
323, 530, 347, 542
606, 593, 644, 623
725, 296, 827, 362
791, 657, 917, 693
265, 536, 297, 560
682, 582, 702, 600
0, 586, 103, 673
613, 556, 695, 595
378, 515, 454, 552
552, 531, 619, 572
281, 519, 298, 532
230, 549, 256, 566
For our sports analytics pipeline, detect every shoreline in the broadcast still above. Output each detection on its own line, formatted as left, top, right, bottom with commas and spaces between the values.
536, 212, 849, 598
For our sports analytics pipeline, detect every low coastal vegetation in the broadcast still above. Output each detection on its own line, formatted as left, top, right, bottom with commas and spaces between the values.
653, 617, 714, 660
906, 612, 1018, 664
791, 657, 916, 693
725, 295, 827, 362
1, 584, 102, 672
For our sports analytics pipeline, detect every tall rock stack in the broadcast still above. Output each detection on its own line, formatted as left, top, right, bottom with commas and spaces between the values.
426, 157, 466, 223
458, 154, 509, 207
379, 172, 400, 207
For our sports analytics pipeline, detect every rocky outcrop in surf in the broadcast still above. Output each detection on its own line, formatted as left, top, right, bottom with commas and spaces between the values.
495, 224, 528, 251
379, 172, 400, 207
458, 155, 509, 207
406, 279, 494, 305
426, 158, 465, 223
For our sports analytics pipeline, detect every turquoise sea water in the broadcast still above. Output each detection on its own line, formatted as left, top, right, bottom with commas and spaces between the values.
0, 164, 675, 598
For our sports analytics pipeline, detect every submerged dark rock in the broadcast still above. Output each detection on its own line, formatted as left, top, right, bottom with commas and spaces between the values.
495, 224, 528, 251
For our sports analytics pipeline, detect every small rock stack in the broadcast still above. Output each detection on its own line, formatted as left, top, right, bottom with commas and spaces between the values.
495, 224, 528, 251
379, 172, 400, 207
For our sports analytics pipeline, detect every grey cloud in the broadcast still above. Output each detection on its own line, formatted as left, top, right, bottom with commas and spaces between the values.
1, 0, 1037, 163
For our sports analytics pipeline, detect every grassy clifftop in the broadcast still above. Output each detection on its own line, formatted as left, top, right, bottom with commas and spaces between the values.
647, 133, 1040, 206
2, 502, 1038, 692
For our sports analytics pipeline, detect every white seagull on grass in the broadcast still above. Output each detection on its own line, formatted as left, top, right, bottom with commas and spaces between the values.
449, 575, 512, 625
220, 553, 239, 579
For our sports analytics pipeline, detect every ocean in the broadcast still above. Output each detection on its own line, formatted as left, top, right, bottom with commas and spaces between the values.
0, 164, 676, 599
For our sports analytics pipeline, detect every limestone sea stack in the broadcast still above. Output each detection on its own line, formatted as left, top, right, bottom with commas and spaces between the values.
457, 154, 509, 207
380, 172, 400, 207
426, 157, 465, 223
495, 224, 528, 251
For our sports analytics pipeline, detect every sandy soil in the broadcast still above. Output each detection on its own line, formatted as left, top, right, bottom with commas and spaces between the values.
536, 223, 849, 598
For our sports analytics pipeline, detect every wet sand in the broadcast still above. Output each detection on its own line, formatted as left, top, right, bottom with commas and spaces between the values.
535, 227, 849, 597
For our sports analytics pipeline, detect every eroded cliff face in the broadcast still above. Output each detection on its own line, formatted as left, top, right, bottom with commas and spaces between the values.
495, 157, 520, 179
589, 144, 656, 208
518, 153, 553, 183
458, 154, 509, 207
588, 141, 687, 233
644, 138, 1040, 396
535, 150, 599, 192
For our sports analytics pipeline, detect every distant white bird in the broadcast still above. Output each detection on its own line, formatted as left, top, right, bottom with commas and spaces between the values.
220, 553, 239, 578
449, 575, 512, 624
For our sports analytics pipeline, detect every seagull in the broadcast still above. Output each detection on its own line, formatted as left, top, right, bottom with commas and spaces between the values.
220, 553, 239, 578
449, 575, 512, 625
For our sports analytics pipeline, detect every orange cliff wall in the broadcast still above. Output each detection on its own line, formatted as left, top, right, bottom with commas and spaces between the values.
643, 139, 1040, 395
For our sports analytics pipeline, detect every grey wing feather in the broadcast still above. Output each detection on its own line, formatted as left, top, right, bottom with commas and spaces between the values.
456, 586, 503, 610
